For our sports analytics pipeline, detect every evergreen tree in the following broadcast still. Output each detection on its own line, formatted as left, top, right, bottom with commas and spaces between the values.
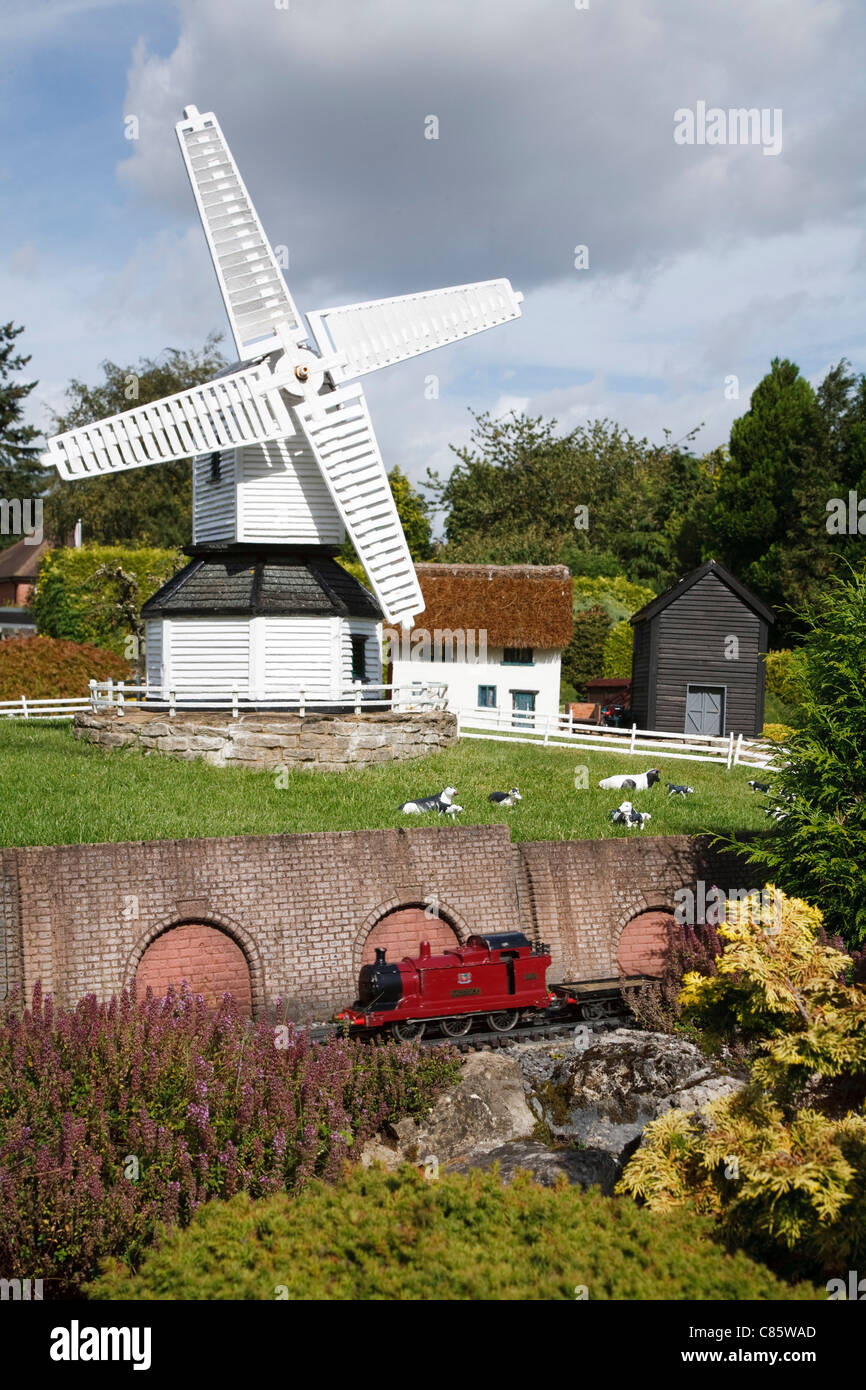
0, 322, 42, 551
736, 565, 866, 946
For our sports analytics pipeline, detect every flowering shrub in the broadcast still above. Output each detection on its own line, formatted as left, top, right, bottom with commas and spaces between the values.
624, 916, 725, 1036
88, 1165, 819, 1301
0, 635, 128, 700
0, 985, 459, 1295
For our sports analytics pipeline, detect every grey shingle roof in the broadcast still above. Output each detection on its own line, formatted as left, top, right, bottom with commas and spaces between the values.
141, 548, 383, 620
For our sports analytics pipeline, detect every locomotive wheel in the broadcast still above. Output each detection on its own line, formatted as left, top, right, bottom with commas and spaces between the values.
440, 1015, 474, 1037
392, 1019, 426, 1042
486, 1011, 519, 1033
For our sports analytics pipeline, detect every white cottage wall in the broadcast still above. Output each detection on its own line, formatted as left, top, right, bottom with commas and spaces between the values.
389, 645, 561, 718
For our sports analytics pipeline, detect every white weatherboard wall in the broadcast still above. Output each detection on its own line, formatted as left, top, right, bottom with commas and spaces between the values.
192, 450, 237, 543
237, 429, 345, 544
191, 430, 346, 546
145, 615, 382, 699
389, 646, 561, 718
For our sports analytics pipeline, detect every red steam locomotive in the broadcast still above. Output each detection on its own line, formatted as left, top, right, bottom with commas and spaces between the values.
335, 931, 553, 1040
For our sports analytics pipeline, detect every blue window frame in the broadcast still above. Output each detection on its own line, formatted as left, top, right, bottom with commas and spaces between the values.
478, 685, 497, 708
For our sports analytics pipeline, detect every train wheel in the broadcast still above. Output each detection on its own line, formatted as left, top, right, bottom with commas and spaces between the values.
392, 1019, 426, 1042
487, 1011, 519, 1033
440, 1015, 473, 1037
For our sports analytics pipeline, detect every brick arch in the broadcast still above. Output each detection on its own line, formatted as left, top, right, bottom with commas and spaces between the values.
136, 922, 252, 1016
126, 911, 265, 1016
616, 908, 676, 978
352, 896, 469, 973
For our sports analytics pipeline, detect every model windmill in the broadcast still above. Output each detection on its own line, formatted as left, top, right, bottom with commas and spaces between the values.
41, 105, 523, 704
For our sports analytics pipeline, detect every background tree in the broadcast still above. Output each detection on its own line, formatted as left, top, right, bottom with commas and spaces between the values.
0, 321, 42, 549
561, 605, 610, 696
424, 410, 714, 590
709, 357, 866, 642
735, 564, 866, 946
43, 334, 227, 548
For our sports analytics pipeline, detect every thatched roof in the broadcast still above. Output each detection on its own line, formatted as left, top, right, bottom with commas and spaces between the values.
407, 564, 573, 649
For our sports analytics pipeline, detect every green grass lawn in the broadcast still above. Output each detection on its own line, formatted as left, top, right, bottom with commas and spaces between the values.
0, 721, 773, 848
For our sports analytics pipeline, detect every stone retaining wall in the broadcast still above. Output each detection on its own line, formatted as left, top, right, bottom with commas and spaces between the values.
73, 708, 457, 772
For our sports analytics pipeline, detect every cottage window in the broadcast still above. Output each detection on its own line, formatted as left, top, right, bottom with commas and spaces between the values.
478, 685, 497, 708
502, 647, 533, 666
350, 635, 367, 682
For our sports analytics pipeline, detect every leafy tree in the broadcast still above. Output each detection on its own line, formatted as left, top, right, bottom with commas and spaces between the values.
602, 620, 634, 678
32, 545, 182, 656
620, 889, 866, 1281
0, 322, 42, 550
425, 410, 714, 590
43, 334, 227, 548
561, 605, 609, 694
734, 565, 866, 947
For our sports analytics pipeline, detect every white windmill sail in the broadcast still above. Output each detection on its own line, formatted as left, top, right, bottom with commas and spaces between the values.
176, 106, 304, 361
295, 385, 423, 627
307, 279, 523, 381
41, 102, 524, 635
43, 363, 293, 480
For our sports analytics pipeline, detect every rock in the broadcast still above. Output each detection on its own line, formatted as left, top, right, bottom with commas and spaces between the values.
363, 1052, 537, 1170
448, 1141, 619, 1193
506, 1029, 743, 1160
566, 1029, 742, 1122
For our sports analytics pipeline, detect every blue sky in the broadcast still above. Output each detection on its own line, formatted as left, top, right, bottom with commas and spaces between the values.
2, 0, 865, 499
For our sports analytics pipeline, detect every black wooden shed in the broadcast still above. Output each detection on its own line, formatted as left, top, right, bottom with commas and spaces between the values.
628, 560, 774, 737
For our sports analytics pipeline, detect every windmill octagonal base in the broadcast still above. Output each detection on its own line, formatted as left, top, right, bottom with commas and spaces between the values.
73, 708, 457, 772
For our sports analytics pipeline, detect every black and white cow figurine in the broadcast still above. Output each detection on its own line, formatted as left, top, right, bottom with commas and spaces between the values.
609, 800, 652, 830
748, 780, 771, 794
598, 768, 661, 792
398, 786, 458, 814
666, 782, 695, 797
488, 788, 523, 806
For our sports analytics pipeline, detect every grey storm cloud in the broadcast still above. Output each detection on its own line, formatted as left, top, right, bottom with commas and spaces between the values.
117, 0, 865, 312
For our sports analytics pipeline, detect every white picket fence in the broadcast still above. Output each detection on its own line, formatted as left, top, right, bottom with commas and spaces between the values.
86, 679, 449, 717
456, 706, 780, 770
0, 684, 780, 770
0, 695, 93, 721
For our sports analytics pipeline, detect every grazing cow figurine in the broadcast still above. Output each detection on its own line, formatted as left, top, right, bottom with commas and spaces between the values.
609, 800, 652, 829
398, 786, 458, 814
748, 780, 771, 794
488, 788, 523, 806
666, 782, 695, 797
598, 768, 661, 792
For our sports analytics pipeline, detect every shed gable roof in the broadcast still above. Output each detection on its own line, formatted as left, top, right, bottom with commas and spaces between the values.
629, 560, 774, 627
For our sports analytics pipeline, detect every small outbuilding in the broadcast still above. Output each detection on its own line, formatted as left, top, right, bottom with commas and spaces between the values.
628, 560, 774, 737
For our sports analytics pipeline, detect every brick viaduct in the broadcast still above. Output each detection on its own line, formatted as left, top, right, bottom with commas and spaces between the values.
0, 827, 752, 1018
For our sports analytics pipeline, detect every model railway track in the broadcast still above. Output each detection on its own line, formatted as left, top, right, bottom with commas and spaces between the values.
306, 1002, 636, 1053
